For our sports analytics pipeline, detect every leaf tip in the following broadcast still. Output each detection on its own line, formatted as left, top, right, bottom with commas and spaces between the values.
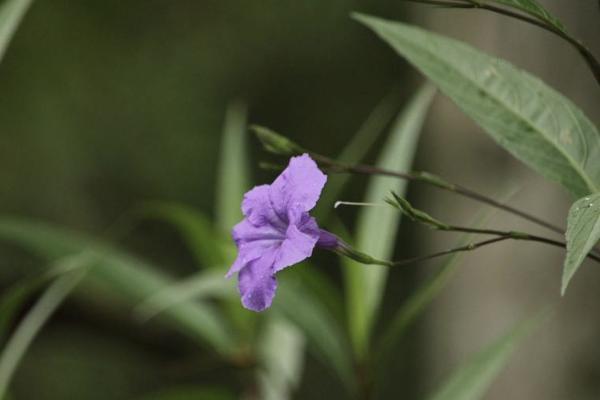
350, 12, 378, 27
560, 273, 571, 297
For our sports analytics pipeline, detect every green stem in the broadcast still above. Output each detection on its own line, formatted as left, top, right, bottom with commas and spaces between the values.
317, 156, 565, 235
388, 236, 511, 267
402, 0, 600, 86
338, 223, 600, 268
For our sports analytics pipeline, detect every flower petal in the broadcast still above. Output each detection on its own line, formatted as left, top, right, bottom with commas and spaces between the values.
227, 219, 282, 277
231, 218, 283, 245
273, 212, 320, 272
269, 154, 327, 217
238, 250, 278, 311
241, 185, 286, 230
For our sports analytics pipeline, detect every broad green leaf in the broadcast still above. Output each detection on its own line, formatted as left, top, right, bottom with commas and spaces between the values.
0, 217, 238, 356
257, 316, 305, 400
136, 386, 235, 400
139, 202, 228, 268
484, 0, 566, 32
0, 268, 84, 400
354, 14, 600, 198
215, 100, 250, 233
343, 84, 435, 358
275, 278, 355, 392
0, 0, 33, 63
562, 193, 600, 294
426, 313, 543, 400
316, 92, 399, 219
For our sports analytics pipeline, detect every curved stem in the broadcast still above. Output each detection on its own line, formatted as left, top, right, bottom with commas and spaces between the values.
446, 226, 600, 262
386, 231, 600, 267
467, 1, 600, 86
403, 0, 600, 86
321, 159, 565, 234
389, 236, 511, 266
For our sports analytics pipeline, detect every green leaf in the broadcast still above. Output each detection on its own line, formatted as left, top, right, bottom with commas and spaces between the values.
136, 386, 235, 400
0, 267, 85, 400
293, 265, 345, 324
0, 0, 33, 63
484, 0, 566, 32
375, 194, 514, 364
216, 100, 250, 233
0, 274, 49, 345
213, 101, 258, 334
376, 252, 459, 359
139, 201, 253, 340
343, 84, 435, 358
426, 313, 544, 400
275, 278, 355, 392
134, 270, 236, 321
562, 193, 600, 295
316, 92, 399, 218
138, 202, 228, 268
0, 217, 238, 356
257, 316, 306, 400
354, 14, 600, 198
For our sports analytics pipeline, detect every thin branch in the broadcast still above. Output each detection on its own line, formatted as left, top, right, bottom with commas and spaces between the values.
314, 154, 565, 235
443, 226, 600, 262
388, 236, 511, 266
385, 228, 600, 267
467, 1, 600, 86
403, 0, 600, 86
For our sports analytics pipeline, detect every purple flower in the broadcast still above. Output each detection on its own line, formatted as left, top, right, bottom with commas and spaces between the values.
226, 154, 337, 311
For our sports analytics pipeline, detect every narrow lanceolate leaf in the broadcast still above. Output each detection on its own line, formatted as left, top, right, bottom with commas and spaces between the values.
139, 202, 228, 268
0, 217, 237, 356
374, 194, 515, 375
316, 92, 399, 219
134, 270, 236, 322
426, 313, 544, 400
354, 14, 600, 198
562, 193, 600, 295
0, 0, 33, 63
136, 386, 235, 400
484, 0, 566, 33
0, 268, 84, 400
257, 316, 305, 400
216, 100, 250, 233
0, 274, 49, 345
275, 278, 354, 391
343, 84, 435, 358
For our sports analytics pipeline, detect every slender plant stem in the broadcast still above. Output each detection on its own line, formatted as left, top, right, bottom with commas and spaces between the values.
403, 0, 600, 85
389, 236, 511, 266
442, 226, 600, 261
338, 162, 600, 260
387, 231, 600, 267
464, 1, 600, 86
316, 155, 565, 234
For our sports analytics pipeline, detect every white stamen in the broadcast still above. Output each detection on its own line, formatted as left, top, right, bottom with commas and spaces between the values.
334, 201, 385, 209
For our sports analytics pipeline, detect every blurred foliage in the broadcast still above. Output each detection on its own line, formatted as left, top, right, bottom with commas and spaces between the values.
1, 0, 597, 399
0, 2, 410, 397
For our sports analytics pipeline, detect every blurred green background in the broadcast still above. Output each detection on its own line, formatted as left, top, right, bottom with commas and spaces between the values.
0, 1, 599, 399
